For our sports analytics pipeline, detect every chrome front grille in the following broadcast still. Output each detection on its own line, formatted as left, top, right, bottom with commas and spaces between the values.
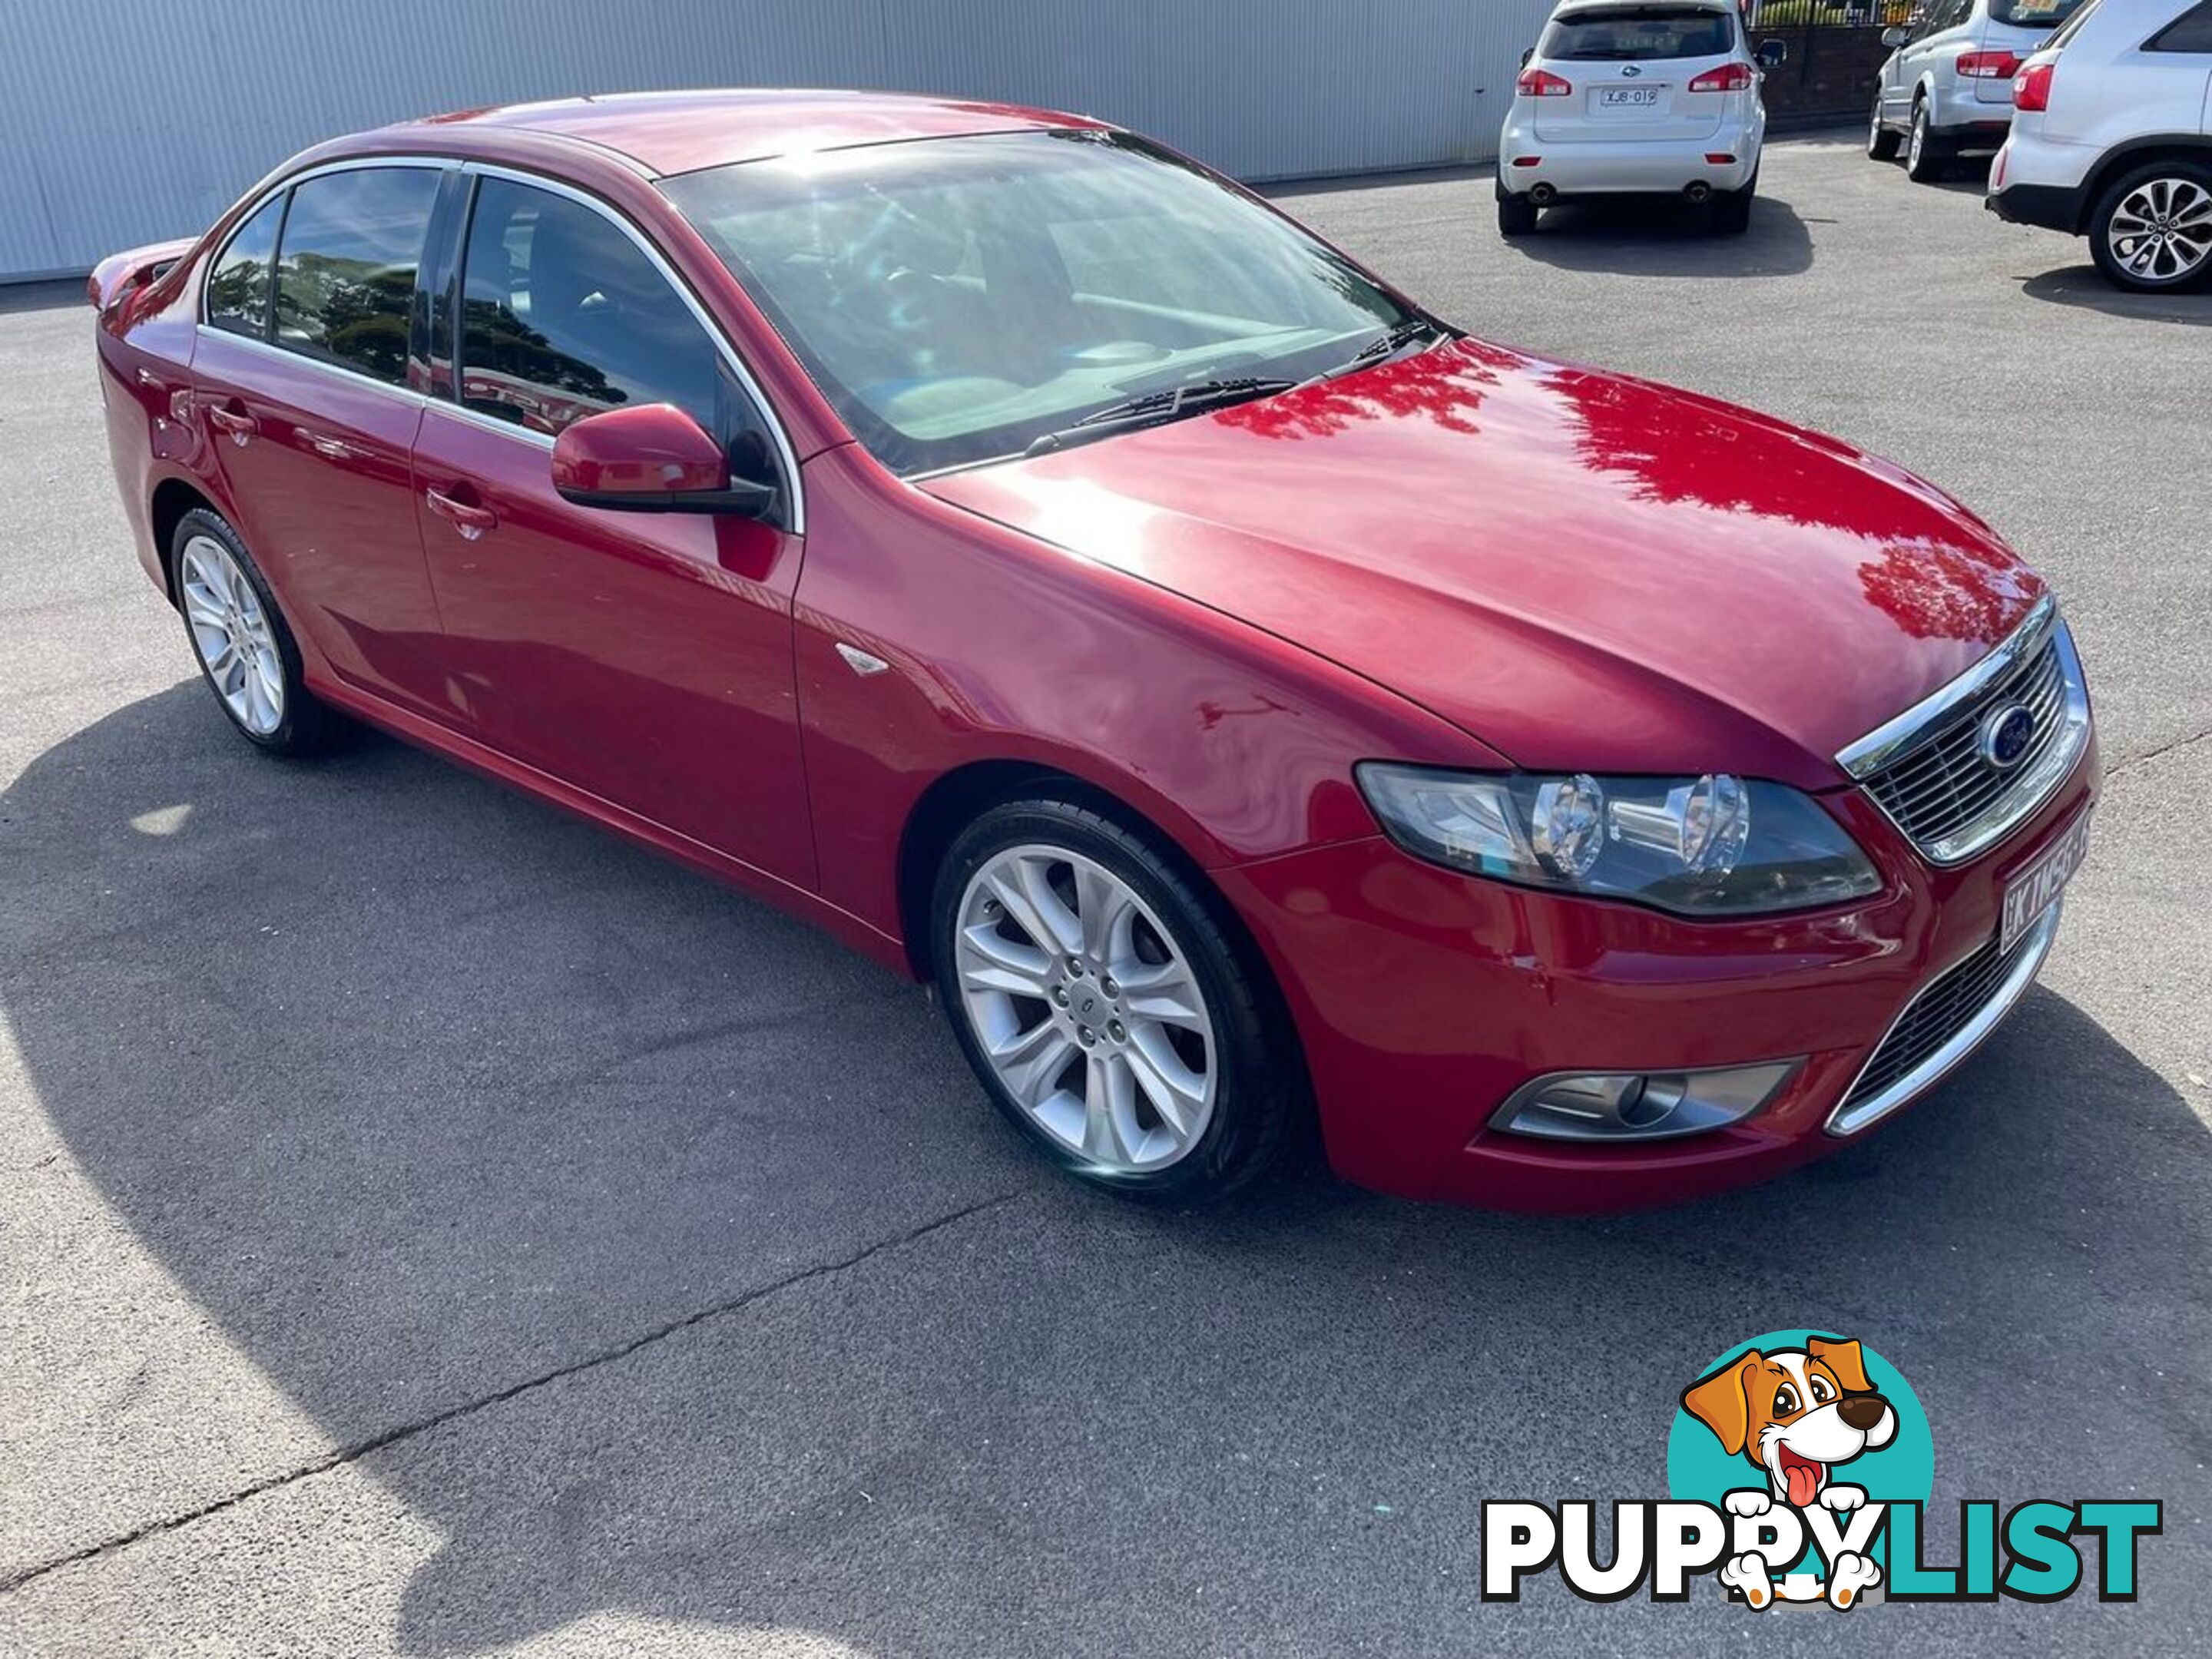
1826, 902, 2061, 1137
1837, 596, 2091, 866
1864, 634, 2065, 844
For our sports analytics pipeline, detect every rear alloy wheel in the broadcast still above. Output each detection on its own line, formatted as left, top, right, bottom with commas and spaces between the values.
1904, 102, 1945, 183
932, 799, 1295, 1201
2089, 164, 2212, 293
172, 508, 336, 756
1867, 93, 1901, 162
1498, 190, 1540, 238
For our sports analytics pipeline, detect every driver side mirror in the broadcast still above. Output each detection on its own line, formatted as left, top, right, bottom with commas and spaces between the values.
1756, 38, 1788, 68
1881, 25, 1910, 47
1519, 45, 1535, 68
550, 402, 777, 518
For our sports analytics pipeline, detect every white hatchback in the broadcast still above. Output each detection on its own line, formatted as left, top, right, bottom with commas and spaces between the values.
1497, 0, 1787, 237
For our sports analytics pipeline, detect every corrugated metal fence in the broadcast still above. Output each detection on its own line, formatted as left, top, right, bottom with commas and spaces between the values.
0, 0, 1556, 280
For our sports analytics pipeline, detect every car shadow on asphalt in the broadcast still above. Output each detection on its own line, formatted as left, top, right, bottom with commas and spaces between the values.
1505, 195, 1815, 278
2018, 264, 2212, 326
6, 683, 2205, 1652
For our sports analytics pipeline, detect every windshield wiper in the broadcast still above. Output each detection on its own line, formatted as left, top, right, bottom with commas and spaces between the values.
1296, 317, 1452, 390
1024, 377, 1295, 457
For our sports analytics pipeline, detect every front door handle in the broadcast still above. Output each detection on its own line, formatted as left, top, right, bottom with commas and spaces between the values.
206, 401, 259, 445
425, 485, 498, 541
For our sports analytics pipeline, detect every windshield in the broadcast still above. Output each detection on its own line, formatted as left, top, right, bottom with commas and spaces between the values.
661, 131, 1416, 475
1990, 0, 2086, 28
1538, 5, 1735, 61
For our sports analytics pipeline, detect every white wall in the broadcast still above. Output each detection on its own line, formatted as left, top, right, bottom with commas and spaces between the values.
0, 0, 1556, 279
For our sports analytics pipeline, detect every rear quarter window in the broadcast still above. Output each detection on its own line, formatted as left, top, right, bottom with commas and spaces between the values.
206, 194, 283, 339
2148, 1, 2212, 50
272, 167, 439, 386
1538, 5, 1734, 60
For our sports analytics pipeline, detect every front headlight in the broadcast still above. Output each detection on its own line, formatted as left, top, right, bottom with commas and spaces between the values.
1355, 764, 1883, 917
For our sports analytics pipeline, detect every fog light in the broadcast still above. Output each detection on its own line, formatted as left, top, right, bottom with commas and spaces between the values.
1488, 1060, 1801, 1143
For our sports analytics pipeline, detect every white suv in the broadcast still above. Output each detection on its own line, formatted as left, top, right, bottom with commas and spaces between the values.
1869, 0, 2094, 184
1987, 0, 2212, 290
1497, 1, 1788, 237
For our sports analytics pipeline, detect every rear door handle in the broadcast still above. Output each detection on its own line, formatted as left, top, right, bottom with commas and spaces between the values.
206, 401, 258, 444
303, 431, 363, 463
425, 485, 498, 541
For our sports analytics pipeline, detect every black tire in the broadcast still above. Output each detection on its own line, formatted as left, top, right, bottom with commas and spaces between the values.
930, 796, 1299, 1203
1904, 101, 1948, 184
1498, 190, 1540, 238
1713, 172, 1756, 234
2087, 160, 2212, 294
170, 507, 338, 757
1867, 93, 1902, 162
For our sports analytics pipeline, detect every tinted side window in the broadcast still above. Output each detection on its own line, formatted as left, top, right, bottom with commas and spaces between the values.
458, 177, 719, 436
273, 168, 439, 385
207, 194, 283, 339
2149, 1, 2212, 49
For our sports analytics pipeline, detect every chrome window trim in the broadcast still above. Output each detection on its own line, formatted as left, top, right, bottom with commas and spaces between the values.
194, 154, 805, 529
1823, 900, 2061, 1137
189, 321, 436, 409
457, 161, 806, 534
1836, 592, 2058, 780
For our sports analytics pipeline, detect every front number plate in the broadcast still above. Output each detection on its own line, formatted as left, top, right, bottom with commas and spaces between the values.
2000, 809, 2091, 953
1598, 88, 1661, 107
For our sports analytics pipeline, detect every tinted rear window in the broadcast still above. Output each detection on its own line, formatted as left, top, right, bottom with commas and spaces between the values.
273, 167, 439, 386
206, 194, 283, 339
1539, 5, 1734, 61
1991, 0, 2085, 28
2150, 0, 2212, 50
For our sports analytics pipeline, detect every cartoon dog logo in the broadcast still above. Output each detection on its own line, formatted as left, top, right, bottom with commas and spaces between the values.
1681, 1336, 1898, 1608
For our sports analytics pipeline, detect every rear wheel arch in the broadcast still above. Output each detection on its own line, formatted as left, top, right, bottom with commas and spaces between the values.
151, 478, 223, 604
2078, 138, 2212, 235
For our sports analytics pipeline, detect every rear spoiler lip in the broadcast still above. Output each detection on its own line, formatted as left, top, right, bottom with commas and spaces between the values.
88, 236, 200, 316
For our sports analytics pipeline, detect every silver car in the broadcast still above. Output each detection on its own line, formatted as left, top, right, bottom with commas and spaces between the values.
1869, 0, 2091, 182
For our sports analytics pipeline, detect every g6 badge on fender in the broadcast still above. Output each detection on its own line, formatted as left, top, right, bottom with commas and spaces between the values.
1482, 1330, 2161, 1611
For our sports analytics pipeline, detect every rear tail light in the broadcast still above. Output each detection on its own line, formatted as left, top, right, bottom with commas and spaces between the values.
2014, 61, 2055, 111
1516, 68, 1573, 98
1687, 62, 1755, 93
1958, 49, 2023, 79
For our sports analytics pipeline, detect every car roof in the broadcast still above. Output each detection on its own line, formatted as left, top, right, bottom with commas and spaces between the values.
1552, 1, 1735, 16
379, 88, 1107, 178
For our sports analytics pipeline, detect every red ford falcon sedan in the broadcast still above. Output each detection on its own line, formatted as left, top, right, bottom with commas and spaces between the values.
91, 91, 2097, 1209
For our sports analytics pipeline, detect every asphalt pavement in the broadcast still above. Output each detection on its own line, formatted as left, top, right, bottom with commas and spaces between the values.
2, 136, 2207, 1656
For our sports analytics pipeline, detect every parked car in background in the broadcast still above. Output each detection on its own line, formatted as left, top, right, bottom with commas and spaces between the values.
1988, 0, 2212, 289
91, 91, 2098, 1210
1870, 0, 2091, 180
1498, 0, 1788, 235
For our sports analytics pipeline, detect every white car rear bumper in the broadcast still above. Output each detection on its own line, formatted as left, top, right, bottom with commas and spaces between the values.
1496, 130, 1760, 197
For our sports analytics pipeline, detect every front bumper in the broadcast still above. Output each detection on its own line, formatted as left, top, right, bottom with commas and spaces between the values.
1218, 733, 2098, 1211
1497, 132, 1759, 199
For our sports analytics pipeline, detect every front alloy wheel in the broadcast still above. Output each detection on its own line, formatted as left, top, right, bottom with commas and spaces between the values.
955, 843, 1217, 1172
2091, 167, 2212, 292
1867, 93, 1901, 162
932, 798, 1296, 1200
